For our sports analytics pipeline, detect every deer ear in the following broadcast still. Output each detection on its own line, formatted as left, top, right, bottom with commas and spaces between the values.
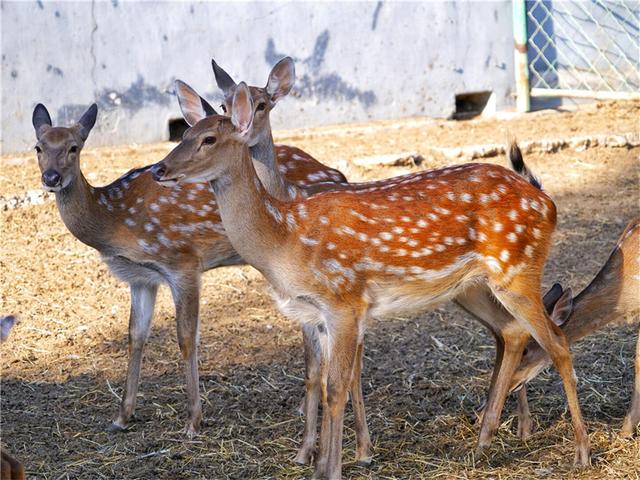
77, 103, 98, 140
175, 80, 217, 126
32, 103, 53, 139
266, 56, 295, 104
550, 287, 573, 327
231, 82, 254, 136
211, 58, 236, 96
0, 315, 18, 343
542, 282, 564, 314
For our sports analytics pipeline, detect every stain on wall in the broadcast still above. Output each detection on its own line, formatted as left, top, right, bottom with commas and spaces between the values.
265, 30, 377, 108
2, 1, 516, 152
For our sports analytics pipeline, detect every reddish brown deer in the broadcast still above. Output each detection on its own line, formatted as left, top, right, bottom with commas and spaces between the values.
207, 61, 574, 467
151, 83, 591, 478
30, 58, 347, 437
511, 218, 640, 438
1, 315, 26, 480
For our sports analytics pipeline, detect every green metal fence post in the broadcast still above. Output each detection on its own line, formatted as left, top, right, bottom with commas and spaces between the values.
513, 0, 530, 112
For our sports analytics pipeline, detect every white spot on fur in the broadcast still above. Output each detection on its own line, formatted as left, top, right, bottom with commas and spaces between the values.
485, 256, 502, 272
300, 235, 319, 246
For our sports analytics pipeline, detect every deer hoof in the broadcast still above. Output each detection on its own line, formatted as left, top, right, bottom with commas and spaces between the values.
184, 423, 199, 439
573, 446, 591, 468
107, 421, 129, 433
293, 446, 314, 465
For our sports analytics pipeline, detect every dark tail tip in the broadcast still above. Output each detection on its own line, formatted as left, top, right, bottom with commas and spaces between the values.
507, 141, 542, 190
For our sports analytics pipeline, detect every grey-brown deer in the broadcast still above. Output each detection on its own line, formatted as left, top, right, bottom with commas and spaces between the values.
151, 82, 591, 478
30, 58, 347, 437
511, 217, 640, 438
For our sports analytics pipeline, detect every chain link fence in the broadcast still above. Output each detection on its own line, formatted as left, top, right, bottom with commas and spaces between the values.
522, 0, 639, 105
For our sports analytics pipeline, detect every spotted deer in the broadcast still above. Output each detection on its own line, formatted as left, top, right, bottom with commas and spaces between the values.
1, 315, 26, 480
30, 58, 347, 437
206, 61, 585, 467
510, 218, 640, 438
151, 83, 591, 478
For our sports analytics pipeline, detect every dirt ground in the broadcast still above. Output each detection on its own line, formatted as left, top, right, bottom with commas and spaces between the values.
1, 100, 639, 479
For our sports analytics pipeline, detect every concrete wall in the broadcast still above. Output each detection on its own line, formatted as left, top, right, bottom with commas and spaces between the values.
1, 1, 515, 153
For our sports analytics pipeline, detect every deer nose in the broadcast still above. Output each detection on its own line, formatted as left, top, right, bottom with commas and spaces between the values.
150, 163, 167, 181
42, 169, 61, 187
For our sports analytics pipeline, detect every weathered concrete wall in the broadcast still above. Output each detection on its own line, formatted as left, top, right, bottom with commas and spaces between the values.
1, 1, 515, 153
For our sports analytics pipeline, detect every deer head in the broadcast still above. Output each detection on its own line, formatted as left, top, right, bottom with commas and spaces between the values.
152, 82, 254, 185
32, 103, 97, 192
211, 56, 294, 147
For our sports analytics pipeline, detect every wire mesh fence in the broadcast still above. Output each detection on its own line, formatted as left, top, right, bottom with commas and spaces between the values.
525, 0, 639, 101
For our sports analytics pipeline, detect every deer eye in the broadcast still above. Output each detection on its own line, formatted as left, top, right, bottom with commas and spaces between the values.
202, 136, 217, 146
220, 104, 227, 113
35, 145, 42, 154
69, 145, 78, 153
256, 102, 266, 112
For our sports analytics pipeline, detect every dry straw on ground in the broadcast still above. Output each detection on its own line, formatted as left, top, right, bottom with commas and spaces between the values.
1, 100, 639, 479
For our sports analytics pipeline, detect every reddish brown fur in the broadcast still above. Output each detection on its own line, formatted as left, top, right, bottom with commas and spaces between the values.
154, 86, 592, 477
512, 217, 640, 437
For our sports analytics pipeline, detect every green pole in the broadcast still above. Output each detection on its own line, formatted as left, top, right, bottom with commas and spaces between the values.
513, 0, 530, 112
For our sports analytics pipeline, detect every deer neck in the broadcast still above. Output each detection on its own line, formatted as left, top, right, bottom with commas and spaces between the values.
55, 169, 111, 251
249, 127, 292, 201
209, 145, 287, 277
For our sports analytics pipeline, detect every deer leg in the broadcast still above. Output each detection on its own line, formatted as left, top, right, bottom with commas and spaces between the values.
170, 275, 202, 437
621, 329, 640, 437
475, 333, 505, 427
312, 315, 358, 480
491, 278, 591, 467
516, 385, 532, 439
110, 282, 158, 431
295, 324, 321, 465
352, 340, 373, 465
477, 324, 529, 450
297, 326, 372, 466
456, 285, 527, 445
1, 449, 25, 480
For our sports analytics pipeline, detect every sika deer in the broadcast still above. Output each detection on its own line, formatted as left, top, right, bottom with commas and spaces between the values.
152, 83, 591, 477
30, 58, 347, 436
1, 315, 26, 480
207, 61, 575, 467
511, 218, 640, 438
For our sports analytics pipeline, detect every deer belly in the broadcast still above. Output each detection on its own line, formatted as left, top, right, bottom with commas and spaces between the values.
365, 258, 484, 319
